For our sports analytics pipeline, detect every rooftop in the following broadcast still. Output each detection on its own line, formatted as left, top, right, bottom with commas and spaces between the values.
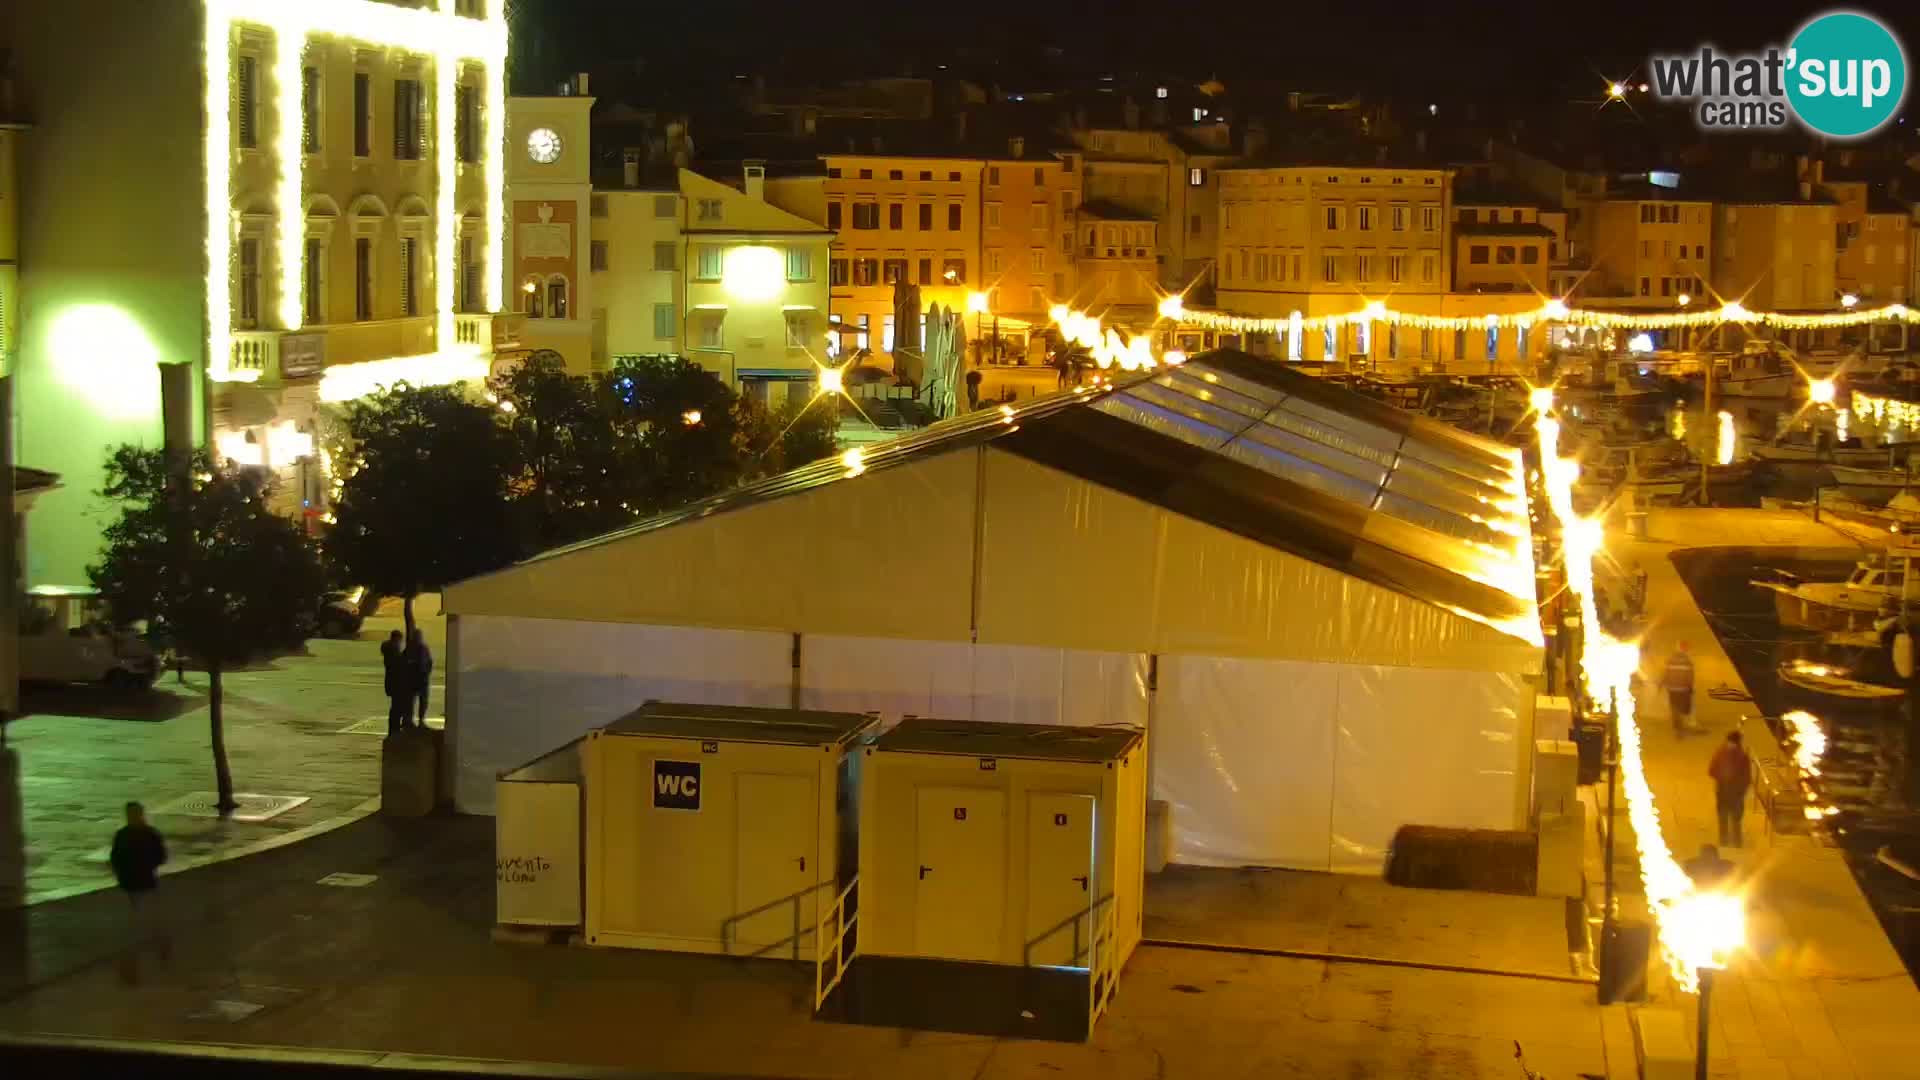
874, 717, 1142, 763
604, 701, 877, 748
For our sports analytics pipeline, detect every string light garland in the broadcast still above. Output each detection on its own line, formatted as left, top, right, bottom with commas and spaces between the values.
204, 0, 509, 384
1177, 298, 1920, 336
1853, 390, 1920, 432
1535, 393, 1745, 992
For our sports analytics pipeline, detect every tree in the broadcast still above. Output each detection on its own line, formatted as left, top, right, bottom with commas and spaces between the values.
735, 393, 842, 480
605, 356, 748, 512
491, 354, 628, 549
327, 384, 522, 633
89, 446, 330, 812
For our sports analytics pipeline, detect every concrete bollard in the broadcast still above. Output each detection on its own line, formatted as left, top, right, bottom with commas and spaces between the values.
381, 730, 441, 816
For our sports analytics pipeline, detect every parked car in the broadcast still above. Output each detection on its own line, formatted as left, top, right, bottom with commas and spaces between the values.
21, 586, 158, 691
314, 591, 367, 639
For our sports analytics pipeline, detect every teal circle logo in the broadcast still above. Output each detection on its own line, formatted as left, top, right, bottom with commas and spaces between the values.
1786, 12, 1907, 138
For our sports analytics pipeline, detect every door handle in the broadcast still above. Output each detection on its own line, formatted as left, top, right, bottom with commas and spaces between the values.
1073, 875, 1089, 891
919, 865, 933, 880
796, 856, 806, 872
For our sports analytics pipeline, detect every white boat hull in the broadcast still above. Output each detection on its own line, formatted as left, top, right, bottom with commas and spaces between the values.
1750, 444, 1902, 467
1716, 374, 1795, 398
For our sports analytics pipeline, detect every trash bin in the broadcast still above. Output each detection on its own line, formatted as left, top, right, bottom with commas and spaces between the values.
1599, 919, 1651, 1004
1572, 721, 1607, 786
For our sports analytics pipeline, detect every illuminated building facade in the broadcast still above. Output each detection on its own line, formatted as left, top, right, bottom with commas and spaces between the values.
506, 82, 592, 372
7, 0, 513, 585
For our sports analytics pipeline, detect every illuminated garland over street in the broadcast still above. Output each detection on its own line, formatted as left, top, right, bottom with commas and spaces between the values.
1174, 298, 1920, 335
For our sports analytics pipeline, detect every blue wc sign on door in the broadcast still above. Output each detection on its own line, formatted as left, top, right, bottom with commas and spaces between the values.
653, 760, 701, 810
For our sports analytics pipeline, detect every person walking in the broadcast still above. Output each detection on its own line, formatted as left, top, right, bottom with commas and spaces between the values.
110, 801, 168, 980
380, 630, 409, 734
403, 627, 433, 728
1708, 731, 1754, 848
1665, 641, 1696, 736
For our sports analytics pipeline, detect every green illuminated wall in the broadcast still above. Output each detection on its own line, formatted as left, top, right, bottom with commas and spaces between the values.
9, 0, 207, 588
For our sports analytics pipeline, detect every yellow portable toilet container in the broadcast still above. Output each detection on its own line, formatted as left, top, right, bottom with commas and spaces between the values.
838, 717, 1147, 1040
583, 701, 875, 959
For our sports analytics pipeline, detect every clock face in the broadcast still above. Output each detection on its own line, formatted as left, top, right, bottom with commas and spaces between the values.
527, 127, 562, 164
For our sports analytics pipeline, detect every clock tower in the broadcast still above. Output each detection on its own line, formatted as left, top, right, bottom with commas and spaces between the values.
505, 76, 595, 372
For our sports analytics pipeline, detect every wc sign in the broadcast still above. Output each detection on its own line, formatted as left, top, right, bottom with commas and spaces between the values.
653, 760, 701, 810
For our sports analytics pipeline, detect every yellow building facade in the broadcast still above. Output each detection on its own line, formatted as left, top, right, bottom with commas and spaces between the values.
1712, 199, 1838, 313
1582, 194, 1712, 307
507, 87, 594, 371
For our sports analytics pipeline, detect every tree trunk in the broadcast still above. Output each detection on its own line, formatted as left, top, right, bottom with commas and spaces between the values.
403, 592, 416, 639
209, 663, 236, 813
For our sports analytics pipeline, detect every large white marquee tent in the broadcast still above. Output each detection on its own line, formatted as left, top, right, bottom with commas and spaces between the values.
443, 351, 1544, 873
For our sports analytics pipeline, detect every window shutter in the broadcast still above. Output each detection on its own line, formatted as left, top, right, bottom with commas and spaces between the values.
399, 238, 415, 316
301, 66, 320, 153
416, 79, 428, 159
236, 56, 257, 148
393, 81, 406, 158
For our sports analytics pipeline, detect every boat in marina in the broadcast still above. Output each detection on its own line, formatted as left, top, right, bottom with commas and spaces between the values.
1776, 657, 1907, 710
1753, 548, 1920, 632
1749, 439, 1909, 467
1830, 465, 1915, 504
1715, 346, 1798, 399
1570, 437, 1689, 511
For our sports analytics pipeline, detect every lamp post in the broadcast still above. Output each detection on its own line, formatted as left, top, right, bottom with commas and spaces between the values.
967, 290, 990, 365
1695, 967, 1716, 1080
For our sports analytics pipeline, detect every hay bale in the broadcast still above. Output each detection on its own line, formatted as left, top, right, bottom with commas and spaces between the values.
1385, 825, 1538, 895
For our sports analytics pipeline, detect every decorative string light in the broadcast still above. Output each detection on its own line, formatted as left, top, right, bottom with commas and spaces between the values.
1178, 298, 1920, 336
205, 0, 508, 384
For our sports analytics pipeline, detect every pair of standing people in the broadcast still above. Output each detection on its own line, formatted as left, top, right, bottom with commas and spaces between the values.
381, 628, 434, 733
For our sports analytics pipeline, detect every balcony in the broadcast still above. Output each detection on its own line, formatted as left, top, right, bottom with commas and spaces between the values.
230, 331, 281, 379
456, 311, 525, 350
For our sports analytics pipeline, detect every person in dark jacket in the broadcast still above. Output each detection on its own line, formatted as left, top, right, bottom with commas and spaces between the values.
380, 630, 409, 734
1708, 731, 1754, 848
110, 801, 166, 899
403, 628, 433, 727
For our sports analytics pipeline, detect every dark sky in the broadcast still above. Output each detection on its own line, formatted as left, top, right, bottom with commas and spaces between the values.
510, 0, 1920, 105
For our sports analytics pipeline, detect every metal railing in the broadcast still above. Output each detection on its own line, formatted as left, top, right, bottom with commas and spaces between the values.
813, 877, 859, 1011
1087, 897, 1120, 1025
717, 878, 838, 961
1022, 892, 1116, 970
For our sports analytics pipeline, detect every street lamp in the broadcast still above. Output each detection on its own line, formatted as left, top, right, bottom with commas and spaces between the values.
1842, 292, 1860, 309
967, 290, 992, 364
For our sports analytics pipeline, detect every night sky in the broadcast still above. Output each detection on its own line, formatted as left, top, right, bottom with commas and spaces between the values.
509, 0, 1920, 107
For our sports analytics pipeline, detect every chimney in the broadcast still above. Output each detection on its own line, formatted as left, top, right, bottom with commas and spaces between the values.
576, 73, 590, 96
1008, 135, 1025, 158
622, 149, 640, 188
744, 160, 766, 202
1799, 179, 1812, 201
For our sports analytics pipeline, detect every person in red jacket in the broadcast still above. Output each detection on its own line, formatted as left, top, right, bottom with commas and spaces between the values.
1708, 731, 1753, 847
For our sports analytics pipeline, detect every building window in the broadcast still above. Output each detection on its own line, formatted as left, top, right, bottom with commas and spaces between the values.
919, 170, 932, 181
1034, 202, 1052, 230
889, 203, 904, 229
236, 55, 259, 149
1694, 244, 1706, 259
455, 83, 479, 163
653, 303, 675, 340
827, 202, 843, 230
1521, 246, 1539, 265
1030, 249, 1045, 272
590, 240, 608, 272
301, 65, 321, 154
1325, 205, 1343, 230
355, 238, 373, 320
1189, 213, 1201, 237
826, 167, 841, 178
1388, 254, 1404, 283
857, 168, 873, 180
1641, 205, 1655, 223
1323, 324, 1336, 359
785, 312, 808, 347
1517, 323, 1529, 357
1496, 246, 1516, 265
699, 316, 723, 349
545, 279, 568, 319
1638, 277, 1651, 296
888, 169, 904, 181
1034, 167, 1045, 186
942, 258, 966, 283
854, 258, 879, 286
985, 203, 1001, 228
984, 250, 1003, 274
988, 166, 1001, 185
353, 72, 372, 156
855, 314, 870, 350
882, 314, 895, 352
695, 245, 722, 280
697, 198, 723, 223
852, 203, 879, 229
948, 171, 961, 182
460, 235, 479, 312
918, 203, 933, 230
393, 78, 425, 160
1356, 253, 1373, 280
787, 248, 813, 281
1390, 204, 1407, 231
238, 237, 260, 327
1321, 254, 1339, 282
1421, 205, 1440, 231
654, 242, 676, 271
1189, 167, 1206, 186
398, 237, 418, 316
917, 258, 932, 285
948, 204, 962, 230
1485, 326, 1498, 361
884, 257, 908, 284
829, 258, 848, 285
1469, 245, 1489, 265
654, 195, 676, 218
1420, 252, 1436, 283
304, 238, 325, 322
1357, 206, 1374, 231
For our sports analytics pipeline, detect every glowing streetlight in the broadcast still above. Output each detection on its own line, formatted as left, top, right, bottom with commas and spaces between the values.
818, 365, 845, 395
1608, 82, 1627, 99
681, 409, 702, 426
1158, 294, 1185, 320
1841, 293, 1860, 309
1808, 377, 1837, 406
965, 291, 991, 314
1677, 293, 1692, 307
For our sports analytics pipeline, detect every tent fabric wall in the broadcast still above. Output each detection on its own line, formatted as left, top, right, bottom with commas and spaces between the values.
444, 450, 979, 643
1153, 655, 1531, 873
799, 634, 1148, 730
976, 451, 1539, 674
453, 615, 792, 812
